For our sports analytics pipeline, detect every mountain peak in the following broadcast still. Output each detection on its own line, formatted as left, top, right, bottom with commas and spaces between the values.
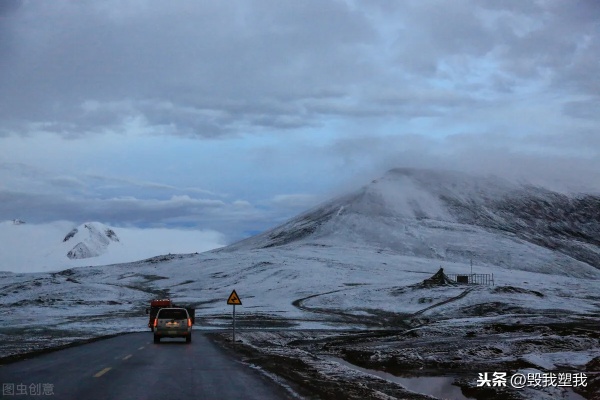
64, 222, 120, 259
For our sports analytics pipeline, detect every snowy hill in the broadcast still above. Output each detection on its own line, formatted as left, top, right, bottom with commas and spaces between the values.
62, 222, 120, 259
224, 168, 600, 278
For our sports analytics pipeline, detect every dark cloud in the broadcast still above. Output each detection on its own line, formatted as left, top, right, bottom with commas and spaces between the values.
0, 0, 377, 137
2, 1, 594, 138
86, 174, 221, 196
563, 99, 600, 120
0, 0, 21, 15
0, 162, 298, 240
47, 176, 86, 189
391, 1, 495, 74
0, 189, 266, 239
0, 162, 221, 197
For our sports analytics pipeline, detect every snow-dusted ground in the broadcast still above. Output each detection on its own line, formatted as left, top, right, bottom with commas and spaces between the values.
4, 240, 595, 330
1, 244, 598, 398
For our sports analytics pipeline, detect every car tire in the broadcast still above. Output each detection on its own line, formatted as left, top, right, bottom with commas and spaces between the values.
154, 335, 160, 344
186, 335, 192, 344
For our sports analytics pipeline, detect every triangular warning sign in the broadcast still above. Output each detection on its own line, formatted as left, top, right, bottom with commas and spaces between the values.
227, 289, 242, 305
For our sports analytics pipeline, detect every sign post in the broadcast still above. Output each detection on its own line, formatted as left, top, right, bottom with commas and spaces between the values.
227, 290, 242, 343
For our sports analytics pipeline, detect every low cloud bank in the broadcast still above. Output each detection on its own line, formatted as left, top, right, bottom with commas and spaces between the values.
0, 221, 226, 273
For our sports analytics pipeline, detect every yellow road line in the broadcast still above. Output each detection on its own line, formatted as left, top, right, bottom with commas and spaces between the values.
138, 346, 145, 350
93, 367, 111, 378
123, 354, 132, 360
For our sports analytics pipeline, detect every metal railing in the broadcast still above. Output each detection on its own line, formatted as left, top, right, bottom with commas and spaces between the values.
446, 273, 494, 286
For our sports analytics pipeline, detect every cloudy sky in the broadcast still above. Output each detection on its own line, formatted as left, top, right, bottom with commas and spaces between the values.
1, 0, 599, 245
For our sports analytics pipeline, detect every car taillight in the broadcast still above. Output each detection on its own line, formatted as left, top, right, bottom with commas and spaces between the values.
187, 318, 192, 327
153, 318, 158, 328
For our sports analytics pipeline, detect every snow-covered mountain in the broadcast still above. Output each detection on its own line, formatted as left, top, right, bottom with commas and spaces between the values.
223, 168, 600, 278
62, 222, 120, 259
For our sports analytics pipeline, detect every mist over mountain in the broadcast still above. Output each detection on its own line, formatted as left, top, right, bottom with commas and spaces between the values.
224, 168, 600, 278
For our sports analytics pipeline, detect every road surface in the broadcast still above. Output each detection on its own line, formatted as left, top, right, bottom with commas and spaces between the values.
0, 332, 293, 399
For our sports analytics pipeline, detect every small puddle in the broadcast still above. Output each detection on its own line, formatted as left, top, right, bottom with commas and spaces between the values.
326, 356, 475, 400
326, 356, 587, 400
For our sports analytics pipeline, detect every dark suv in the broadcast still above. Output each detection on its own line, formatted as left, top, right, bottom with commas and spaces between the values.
153, 307, 192, 344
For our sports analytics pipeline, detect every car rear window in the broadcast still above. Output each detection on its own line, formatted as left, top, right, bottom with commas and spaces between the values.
157, 309, 187, 319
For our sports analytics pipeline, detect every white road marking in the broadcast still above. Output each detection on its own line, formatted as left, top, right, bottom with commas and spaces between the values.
138, 346, 145, 350
93, 367, 111, 378
123, 354, 132, 360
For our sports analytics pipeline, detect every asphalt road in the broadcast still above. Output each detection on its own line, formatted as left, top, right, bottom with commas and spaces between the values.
0, 332, 293, 400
